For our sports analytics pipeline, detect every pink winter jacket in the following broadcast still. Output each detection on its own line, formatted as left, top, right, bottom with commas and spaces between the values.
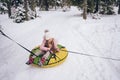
40, 37, 59, 51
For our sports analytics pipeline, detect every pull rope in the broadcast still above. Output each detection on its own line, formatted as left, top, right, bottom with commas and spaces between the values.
61, 50, 120, 61
0, 28, 38, 57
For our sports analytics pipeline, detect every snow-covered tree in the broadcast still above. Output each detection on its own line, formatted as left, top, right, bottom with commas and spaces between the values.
14, 5, 26, 23
99, 0, 115, 15
0, 2, 8, 14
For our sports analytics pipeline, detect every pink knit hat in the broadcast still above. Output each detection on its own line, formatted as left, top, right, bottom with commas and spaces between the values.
44, 29, 53, 40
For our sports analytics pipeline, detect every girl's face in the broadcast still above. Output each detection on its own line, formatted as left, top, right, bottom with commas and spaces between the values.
48, 38, 53, 42
46, 38, 53, 48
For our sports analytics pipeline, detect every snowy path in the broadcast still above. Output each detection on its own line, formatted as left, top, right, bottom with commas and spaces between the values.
0, 7, 120, 80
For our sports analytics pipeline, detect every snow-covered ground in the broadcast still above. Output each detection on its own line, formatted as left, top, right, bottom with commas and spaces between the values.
0, 7, 120, 80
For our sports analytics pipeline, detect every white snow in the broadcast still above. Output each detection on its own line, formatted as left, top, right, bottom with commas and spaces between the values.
0, 7, 120, 80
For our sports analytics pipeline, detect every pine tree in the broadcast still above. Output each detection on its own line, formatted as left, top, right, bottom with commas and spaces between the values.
45, 0, 49, 11
24, 0, 28, 20
6, 0, 12, 18
29, 0, 37, 17
39, 0, 49, 11
118, 0, 120, 14
94, 0, 100, 13
83, 0, 87, 19
87, 0, 95, 13
39, 0, 43, 10
66, 0, 71, 8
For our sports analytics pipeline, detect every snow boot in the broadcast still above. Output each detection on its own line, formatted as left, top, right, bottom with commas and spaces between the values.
26, 57, 34, 65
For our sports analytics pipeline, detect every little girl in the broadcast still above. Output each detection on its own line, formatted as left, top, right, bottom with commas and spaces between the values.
38, 30, 59, 66
26, 30, 59, 66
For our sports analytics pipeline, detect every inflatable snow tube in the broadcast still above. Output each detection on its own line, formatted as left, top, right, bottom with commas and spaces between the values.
28, 44, 68, 68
